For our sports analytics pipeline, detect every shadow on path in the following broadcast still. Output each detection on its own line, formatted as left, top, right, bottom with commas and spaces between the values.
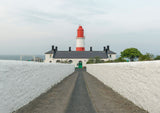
65, 69, 96, 113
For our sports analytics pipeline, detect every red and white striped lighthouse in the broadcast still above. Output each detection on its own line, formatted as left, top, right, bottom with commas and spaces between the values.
76, 26, 85, 51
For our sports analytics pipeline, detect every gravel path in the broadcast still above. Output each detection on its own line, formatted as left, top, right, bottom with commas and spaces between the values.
14, 71, 78, 113
84, 71, 148, 113
14, 69, 148, 113
65, 69, 96, 113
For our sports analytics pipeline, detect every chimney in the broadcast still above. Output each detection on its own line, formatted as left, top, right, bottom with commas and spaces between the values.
106, 49, 108, 58
90, 47, 92, 51
106, 49, 108, 53
52, 45, 54, 51
69, 47, 71, 51
104, 46, 106, 51
55, 46, 58, 51
107, 45, 110, 50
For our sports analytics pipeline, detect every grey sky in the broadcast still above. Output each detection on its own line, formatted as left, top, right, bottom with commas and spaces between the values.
0, 0, 160, 55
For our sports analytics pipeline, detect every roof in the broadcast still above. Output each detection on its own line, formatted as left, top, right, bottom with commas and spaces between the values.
45, 50, 116, 59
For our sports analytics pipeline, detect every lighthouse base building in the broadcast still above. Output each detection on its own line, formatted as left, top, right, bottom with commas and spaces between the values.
44, 46, 116, 67
44, 26, 116, 67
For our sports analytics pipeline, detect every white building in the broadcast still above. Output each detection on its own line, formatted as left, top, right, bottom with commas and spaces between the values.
44, 26, 116, 67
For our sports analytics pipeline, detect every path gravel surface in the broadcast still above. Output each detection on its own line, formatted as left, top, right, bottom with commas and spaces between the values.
14, 69, 148, 113
65, 69, 96, 113
14, 71, 78, 113
83, 71, 148, 113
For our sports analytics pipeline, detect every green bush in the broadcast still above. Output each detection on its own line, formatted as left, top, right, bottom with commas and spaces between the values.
139, 53, 154, 61
105, 57, 127, 63
114, 57, 127, 62
87, 57, 104, 64
154, 56, 160, 60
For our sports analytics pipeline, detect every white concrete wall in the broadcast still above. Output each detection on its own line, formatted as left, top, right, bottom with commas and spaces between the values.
44, 54, 54, 63
87, 61, 160, 113
0, 60, 74, 113
45, 57, 89, 67
47, 58, 112, 67
52, 58, 88, 67
108, 54, 116, 60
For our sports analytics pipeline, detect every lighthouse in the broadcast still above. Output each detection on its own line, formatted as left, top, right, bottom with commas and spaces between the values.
45, 26, 117, 67
76, 26, 85, 51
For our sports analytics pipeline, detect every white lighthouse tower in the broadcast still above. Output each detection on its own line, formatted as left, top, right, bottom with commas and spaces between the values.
76, 26, 85, 51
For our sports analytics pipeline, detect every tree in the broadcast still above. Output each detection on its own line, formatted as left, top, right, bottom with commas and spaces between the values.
154, 55, 160, 60
139, 53, 154, 61
121, 48, 142, 61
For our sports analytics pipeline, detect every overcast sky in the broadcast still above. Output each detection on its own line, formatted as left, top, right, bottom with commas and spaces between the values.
0, 0, 160, 55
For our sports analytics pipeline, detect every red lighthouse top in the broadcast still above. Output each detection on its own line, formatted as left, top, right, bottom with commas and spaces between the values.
77, 26, 84, 37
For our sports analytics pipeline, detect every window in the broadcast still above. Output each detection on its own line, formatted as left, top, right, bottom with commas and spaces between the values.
110, 55, 112, 58
50, 61, 52, 63
69, 60, 73, 63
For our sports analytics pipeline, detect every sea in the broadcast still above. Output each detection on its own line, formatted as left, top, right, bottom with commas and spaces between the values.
0, 55, 45, 61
